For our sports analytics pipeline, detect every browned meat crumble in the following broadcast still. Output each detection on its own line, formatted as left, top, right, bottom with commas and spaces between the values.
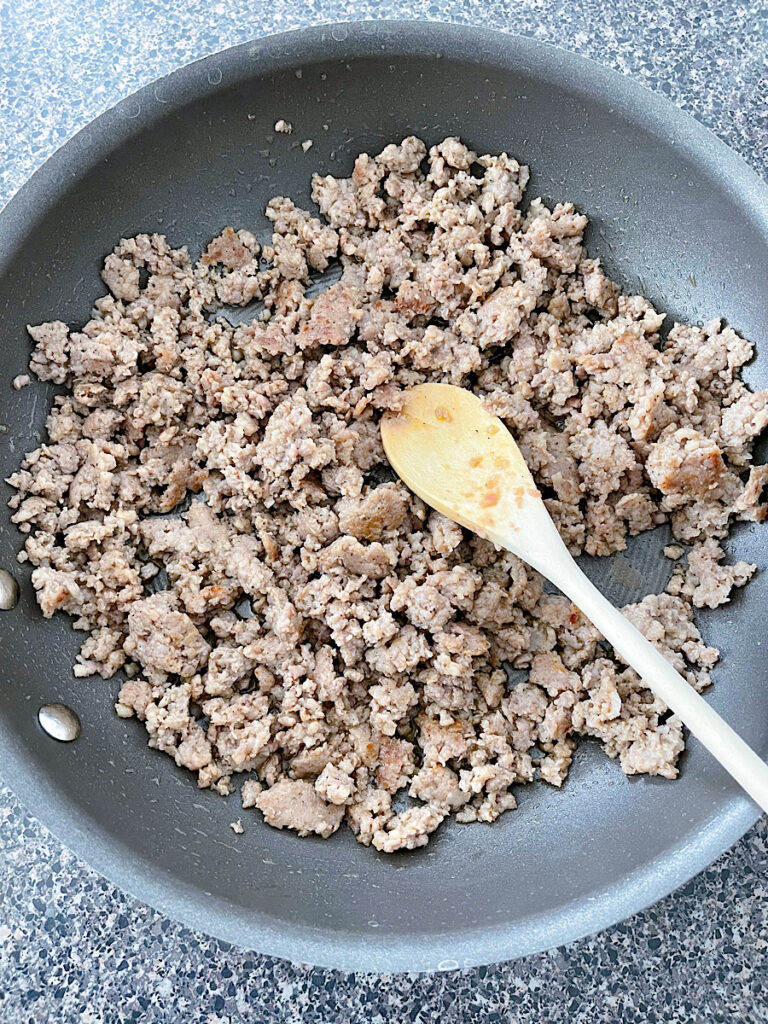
8, 137, 766, 851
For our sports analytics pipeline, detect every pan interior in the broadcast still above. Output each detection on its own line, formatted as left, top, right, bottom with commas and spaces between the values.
0, 24, 765, 971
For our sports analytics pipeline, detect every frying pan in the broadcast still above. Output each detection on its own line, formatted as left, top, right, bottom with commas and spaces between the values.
0, 22, 766, 973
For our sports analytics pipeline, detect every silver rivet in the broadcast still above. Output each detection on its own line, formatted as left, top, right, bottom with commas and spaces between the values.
0, 568, 19, 610
38, 703, 81, 742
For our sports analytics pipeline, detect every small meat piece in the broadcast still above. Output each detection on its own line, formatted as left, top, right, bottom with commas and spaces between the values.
298, 282, 363, 349
253, 779, 344, 838
317, 536, 394, 578
67, 329, 142, 384
719, 390, 768, 452
538, 692, 577, 743
367, 626, 430, 676
315, 763, 355, 805
735, 464, 768, 522
646, 427, 725, 505
27, 321, 70, 383
204, 693, 272, 771
202, 226, 258, 269
666, 538, 755, 609
175, 727, 213, 772
434, 136, 476, 170
475, 284, 534, 348
124, 593, 210, 682
101, 252, 141, 301
204, 644, 256, 696
418, 716, 468, 765
372, 805, 446, 853
336, 484, 410, 541
620, 721, 685, 779
409, 765, 468, 812
529, 652, 581, 697
427, 511, 464, 554
580, 258, 618, 317
390, 578, 454, 631
31, 567, 82, 617
539, 738, 576, 787
369, 678, 418, 736
241, 779, 263, 808
570, 422, 637, 498
115, 679, 154, 720
345, 787, 394, 846
621, 592, 719, 678
375, 735, 416, 792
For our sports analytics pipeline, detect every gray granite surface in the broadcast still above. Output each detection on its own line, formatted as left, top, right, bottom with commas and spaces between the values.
1, 0, 767, 1020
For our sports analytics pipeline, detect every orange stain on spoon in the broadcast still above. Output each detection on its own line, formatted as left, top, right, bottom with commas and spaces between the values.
480, 474, 502, 508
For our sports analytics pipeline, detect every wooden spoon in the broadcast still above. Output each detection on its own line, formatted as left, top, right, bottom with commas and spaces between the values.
381, 382, 768, 813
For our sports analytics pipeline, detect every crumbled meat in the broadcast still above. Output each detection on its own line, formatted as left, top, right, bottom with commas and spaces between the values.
9, 137, 766, 852
666, 538, 755, 609
336, 484, 410, 541
372, 805, 446, 853
315, 763, 356, 805
409, 765, 468, 812
646, 427, 725, 507
240, 779, 263, 808
202, 226, 259, 270
253, 779, 344, 838
124, 593, 210, 684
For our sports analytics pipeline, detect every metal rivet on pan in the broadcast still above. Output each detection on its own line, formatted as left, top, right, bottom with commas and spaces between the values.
38, 703, 81, 743
0, 568, 19, 610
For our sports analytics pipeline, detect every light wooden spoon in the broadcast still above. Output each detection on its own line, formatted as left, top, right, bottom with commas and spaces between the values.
381, 382, 768, 813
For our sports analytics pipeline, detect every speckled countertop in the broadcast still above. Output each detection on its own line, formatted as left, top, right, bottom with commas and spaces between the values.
1, 1, 767, 1021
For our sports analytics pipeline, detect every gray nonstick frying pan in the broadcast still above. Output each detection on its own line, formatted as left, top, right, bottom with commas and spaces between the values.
1, 22, 766, 972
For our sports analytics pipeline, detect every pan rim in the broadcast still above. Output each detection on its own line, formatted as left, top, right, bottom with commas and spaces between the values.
0, 19, 764, 972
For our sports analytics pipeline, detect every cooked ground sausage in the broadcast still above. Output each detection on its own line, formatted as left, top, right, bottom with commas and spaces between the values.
8, 137, 766, 850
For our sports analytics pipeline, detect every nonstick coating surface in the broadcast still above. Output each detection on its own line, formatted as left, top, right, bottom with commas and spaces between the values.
1, 23, 766, 972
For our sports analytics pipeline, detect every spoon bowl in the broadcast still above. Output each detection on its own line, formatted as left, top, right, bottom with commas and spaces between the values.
382, 382, 538, 541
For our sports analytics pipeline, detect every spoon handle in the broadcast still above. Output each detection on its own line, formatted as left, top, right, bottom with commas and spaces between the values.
549, 554, 768, 815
